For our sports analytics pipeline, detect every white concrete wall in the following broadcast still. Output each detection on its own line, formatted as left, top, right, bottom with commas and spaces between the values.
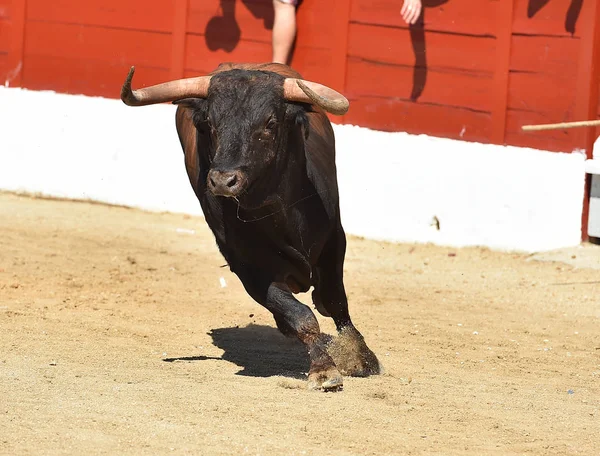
0, 87, 587, 253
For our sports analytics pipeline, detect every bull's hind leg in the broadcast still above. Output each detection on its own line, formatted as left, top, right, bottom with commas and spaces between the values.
266, 282, 343, 390
312, 226, 382, 377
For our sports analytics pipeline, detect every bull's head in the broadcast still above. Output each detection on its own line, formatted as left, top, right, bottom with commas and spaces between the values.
120, 65, 348, 202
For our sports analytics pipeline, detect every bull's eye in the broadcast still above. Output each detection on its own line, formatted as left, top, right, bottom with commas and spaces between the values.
265, 117, 277, 132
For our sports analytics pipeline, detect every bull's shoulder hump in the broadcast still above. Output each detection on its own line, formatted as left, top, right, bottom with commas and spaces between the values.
210, 62, 303, 79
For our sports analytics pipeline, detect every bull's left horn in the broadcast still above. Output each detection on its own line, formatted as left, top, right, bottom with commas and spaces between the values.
283, 79, 349, 116
121, 66, 212, 106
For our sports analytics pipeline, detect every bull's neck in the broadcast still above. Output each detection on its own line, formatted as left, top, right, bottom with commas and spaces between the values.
274, 127, 310, 204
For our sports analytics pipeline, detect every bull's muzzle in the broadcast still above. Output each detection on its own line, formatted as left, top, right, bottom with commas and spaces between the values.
207, 169, 246, 197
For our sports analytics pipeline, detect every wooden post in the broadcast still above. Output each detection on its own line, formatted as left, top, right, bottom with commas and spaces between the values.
574, 0, 600, 241
329, 0, 351, 124
6, 0, 27, 88
170, 0, 189, 80
490, 0, 515, 145
574, 0, 600, 157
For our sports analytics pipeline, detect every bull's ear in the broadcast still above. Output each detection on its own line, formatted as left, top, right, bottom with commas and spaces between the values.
173, 98, 208, 128
172, 98, 205, 109
287, 103, 309, 140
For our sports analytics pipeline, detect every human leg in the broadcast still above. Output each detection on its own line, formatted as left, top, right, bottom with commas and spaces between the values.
272, 0, 297, 64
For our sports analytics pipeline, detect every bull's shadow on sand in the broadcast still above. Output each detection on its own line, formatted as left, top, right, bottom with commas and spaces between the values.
164, 324, 321, 379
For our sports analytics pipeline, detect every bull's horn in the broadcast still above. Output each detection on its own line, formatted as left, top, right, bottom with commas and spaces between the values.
283, 79, 349, 116
120, 66, 212, 106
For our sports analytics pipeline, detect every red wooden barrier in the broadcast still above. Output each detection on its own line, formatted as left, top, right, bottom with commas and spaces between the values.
0, 0, 597, 155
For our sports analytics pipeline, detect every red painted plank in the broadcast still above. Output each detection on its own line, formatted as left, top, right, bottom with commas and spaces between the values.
328, 0, 351, 104
170, 0, 189, 80
513, 0, 584, 37
0, 53, 8, 79
510, 34, 579, 77
507, 71, 576, 116
26, 0, 174, 32
346, 57, 492, 113
24, 22, 172, 70
292, 0, 338, 95
0, 2, 10, 20
0, 17, 10, 51
184, 34, 271, 75
350, 0, 496, 37
295, 0, 340, 50
290, 47, 335, 89
343, 95, 492, 142
505, 109, 578, 152
22, 54, 170, 98
348, 23, 496, 73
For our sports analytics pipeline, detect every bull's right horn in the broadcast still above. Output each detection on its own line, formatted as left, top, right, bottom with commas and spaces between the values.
121, 66, 212, 107
283, 78, 349, 116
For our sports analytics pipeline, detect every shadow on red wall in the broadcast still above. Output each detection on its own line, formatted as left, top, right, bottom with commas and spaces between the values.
409, 0, 449, 101
527, 0, 582, 34
405, 0, 582, 102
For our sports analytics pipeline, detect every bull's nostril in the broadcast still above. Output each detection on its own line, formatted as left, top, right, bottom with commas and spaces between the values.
209, 176, 216, 188
226, 174, 238, 188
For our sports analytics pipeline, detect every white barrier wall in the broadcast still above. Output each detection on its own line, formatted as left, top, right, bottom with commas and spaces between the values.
0, 87, 587, 253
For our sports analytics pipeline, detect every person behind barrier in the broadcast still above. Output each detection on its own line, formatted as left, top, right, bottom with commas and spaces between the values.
272, 0, 423, 65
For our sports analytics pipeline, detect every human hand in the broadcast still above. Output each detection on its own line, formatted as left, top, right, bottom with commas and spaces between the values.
401, 0, 422, 25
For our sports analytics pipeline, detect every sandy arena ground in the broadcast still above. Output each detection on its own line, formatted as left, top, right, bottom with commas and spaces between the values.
1, 191, 599, 455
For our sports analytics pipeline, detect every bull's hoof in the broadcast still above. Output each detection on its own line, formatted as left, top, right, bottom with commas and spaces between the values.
326, 326, 383, 377
307, 367, 344, 392
340, 346, 382, 377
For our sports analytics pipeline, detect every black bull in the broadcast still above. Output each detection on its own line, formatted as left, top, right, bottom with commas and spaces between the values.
120, 62, 381, 391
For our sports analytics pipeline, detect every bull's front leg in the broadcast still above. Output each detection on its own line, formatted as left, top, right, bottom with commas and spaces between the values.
233, 264, 343, 391
311, 226, 382, 377
265, 282, 343, 391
